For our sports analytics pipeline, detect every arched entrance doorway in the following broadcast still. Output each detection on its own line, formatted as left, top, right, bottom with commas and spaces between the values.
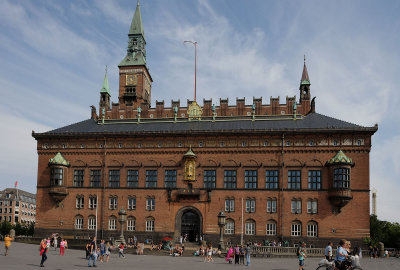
174, 206, 203, 242
181, 211, 200, 242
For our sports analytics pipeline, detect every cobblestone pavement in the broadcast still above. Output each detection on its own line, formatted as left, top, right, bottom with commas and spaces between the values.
0, 242, 399, 270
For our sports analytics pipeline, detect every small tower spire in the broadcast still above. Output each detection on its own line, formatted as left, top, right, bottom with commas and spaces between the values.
99, 66, 111, 111
299, 55, 311, 103
129, 0, 144, 37
100, 65, 110, 95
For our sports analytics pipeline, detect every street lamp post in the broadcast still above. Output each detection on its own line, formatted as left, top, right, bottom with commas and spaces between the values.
218, 210, 227, 251
118, 208, 127, 245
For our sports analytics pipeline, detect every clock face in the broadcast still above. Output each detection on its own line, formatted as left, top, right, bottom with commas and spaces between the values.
126, 74, 137, 86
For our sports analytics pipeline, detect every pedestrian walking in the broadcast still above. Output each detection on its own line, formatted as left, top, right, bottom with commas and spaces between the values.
325, 242, 333, 261
100, 240, 105, 262
245, 243, 252, 266
298, 242, 307, 270
239, 245, 245, 264
4, 234, 13, 256
40, 239, 48, 267
53, 236, 58, 251
105, 242, 111, 262
234, 244, 240, 264
118, 243, 125, 258
60, 239, 66, 256
88, 236, 97, 267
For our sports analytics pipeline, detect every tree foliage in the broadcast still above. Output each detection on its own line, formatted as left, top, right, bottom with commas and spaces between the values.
0, 221, 35, 237
370, 215, 400, 248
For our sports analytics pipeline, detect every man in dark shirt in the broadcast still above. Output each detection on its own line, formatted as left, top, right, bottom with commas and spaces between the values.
88, 236, 97, 267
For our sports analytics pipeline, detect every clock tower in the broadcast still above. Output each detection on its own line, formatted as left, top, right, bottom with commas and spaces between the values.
118, 0, 152, 107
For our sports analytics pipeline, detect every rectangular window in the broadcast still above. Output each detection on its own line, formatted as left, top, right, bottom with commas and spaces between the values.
146, 219, 155, 232
89, 196, 97, 209
266, 170, 279, 189
333, 168, 350, 188
127, 170, 139, 188
291, 199, 302, 214
108, 170, 120, 188
267, 198, 277, 213
145, 170, 158, 188
76, 197, 84, 209
225, 221, 234, 235
50, 167, 63, 186
109, 218, 116, 230
73, 169, 84, 187
224, 170, 237, 189
308, 170, 321, 190
128, 197, 136, 210
146, 198, 155, 211
164, 170, 177, 188
266, 222, 277, 235
288, 170, 301, 189
291, 223, 301, 236
109, 197, 117, 210
307, 223, 318, 237
75, 217, 83, 230
203, 170, 216, 189
127, 218, 136, 231
90, 170, 101, 187
307, 200, 318, 214
88, 217, 96, 230
245, 199, 256, 213
245, 170, 258, 189
225, 199, 235, 212
245, 222, 255, 235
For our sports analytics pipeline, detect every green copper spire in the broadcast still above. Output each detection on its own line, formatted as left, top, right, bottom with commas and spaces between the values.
119, 0, 147, 67
100, 66, 110, 95
129, 0, 144, 37
301, 55, 310, 85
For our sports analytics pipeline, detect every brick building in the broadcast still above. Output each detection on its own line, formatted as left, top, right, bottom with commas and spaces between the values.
0, 188, 36, 224
32, 2, 377, 246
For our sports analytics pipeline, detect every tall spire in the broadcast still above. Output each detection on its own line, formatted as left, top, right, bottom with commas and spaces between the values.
100, 66, 110, 95
301, 55, 310, 85
129, 0, 144, 37
119, 0, 146, 67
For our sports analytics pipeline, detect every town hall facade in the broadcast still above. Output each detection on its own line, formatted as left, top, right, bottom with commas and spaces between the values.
32, 2, 377, 246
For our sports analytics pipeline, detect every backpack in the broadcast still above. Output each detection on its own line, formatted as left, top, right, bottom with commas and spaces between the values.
296, 246, 301, 256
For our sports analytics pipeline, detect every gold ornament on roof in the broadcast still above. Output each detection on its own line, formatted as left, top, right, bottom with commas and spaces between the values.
187, 101, 202, 120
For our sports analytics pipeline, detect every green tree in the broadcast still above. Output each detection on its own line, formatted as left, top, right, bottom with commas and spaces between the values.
370, 215, 400, 248
0, 220, 13, 236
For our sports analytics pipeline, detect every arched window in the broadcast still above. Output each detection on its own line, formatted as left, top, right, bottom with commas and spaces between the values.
109, 216, 117, 230
225, 219, 235, 235
127, 216, 136, 231
291, 221, 302, 236
307, 221, 318, 237
266, 220, 277, 236
146, 216, 155, 232
75, 215, 83, 230
245, 219, 255, 235
88, 215, 96, 230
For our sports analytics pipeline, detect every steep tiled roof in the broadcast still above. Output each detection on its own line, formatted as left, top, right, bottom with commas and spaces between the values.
33, 113, 377, 137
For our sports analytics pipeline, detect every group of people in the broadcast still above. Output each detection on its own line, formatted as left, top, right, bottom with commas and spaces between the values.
225, 244, 252, 266
323, 239, 362, 270
39, 236, 67, 267
86, 238, 117, 266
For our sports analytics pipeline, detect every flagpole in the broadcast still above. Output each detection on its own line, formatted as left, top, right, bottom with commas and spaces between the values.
95, 200, 98, 240
241, 197, 244, 245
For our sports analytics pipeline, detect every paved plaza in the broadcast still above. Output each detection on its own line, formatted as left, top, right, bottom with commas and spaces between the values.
0, 242, 399, 270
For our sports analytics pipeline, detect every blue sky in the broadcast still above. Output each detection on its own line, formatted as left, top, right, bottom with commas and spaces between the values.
0, 0, 399, 222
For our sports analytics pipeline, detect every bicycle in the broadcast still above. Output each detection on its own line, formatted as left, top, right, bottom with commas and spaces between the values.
315, 256, 363, 270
